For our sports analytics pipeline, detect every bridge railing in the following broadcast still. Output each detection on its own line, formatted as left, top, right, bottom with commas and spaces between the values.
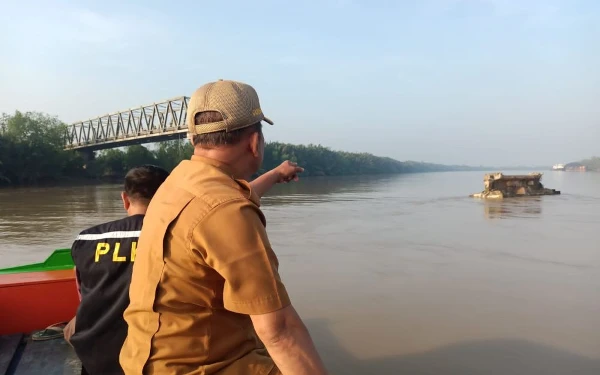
64, 96, 190, 150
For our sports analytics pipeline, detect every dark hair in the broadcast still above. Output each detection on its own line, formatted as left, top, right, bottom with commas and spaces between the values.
192, 111, 262, 148
123, 164, 170, 204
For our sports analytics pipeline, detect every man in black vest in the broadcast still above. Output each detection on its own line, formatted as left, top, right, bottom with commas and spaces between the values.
66, 164, 170, 375
64, 161, 303, 375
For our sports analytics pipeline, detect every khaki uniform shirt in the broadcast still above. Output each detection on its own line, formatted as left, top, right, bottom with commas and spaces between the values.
119, 155, 290, 375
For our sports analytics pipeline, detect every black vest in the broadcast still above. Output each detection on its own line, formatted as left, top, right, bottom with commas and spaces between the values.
70, 214, 144, 375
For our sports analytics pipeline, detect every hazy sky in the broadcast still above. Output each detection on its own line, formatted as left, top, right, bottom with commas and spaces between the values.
1, 0, 598, 166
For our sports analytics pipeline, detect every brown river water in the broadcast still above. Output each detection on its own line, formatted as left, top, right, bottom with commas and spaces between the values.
1, 171, 599, 374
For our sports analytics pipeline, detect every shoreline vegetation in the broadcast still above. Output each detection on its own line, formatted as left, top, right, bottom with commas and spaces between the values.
566, 157, 600, 172
1, 111, 594, 188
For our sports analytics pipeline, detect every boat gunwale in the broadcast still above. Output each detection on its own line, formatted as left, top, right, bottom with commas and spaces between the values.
0, 269, 76, 288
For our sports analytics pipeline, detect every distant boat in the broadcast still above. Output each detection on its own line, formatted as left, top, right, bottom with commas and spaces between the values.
552, 164, 565, 171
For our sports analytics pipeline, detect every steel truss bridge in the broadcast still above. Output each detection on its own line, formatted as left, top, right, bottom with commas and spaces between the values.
64, 96, 190, 152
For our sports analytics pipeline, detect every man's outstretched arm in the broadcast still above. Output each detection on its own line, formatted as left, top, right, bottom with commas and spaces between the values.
250, 161, 304, 198
251, 305, 328, 375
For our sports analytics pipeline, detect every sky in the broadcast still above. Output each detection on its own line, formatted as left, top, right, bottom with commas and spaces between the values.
0, 0, 598, 166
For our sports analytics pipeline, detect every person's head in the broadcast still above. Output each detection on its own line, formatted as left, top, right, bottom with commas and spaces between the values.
186, 79, 273, 180
121, 164, 170, 215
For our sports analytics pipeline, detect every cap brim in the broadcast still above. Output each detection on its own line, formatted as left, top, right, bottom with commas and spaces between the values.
263, 116, 274, 125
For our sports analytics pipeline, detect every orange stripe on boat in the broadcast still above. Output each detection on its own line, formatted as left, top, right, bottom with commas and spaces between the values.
0, 269, 79, 335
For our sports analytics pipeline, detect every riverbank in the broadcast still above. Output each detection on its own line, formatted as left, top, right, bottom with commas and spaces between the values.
0, 169, 448, 189
2, 111, 561, 189
1, 111, 492, 188
0, 176, 124, 190
3, 166, 570, 190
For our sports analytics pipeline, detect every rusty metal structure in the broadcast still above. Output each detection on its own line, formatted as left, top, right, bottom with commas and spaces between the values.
64, 96, 190, 151
471, 172, 560, 199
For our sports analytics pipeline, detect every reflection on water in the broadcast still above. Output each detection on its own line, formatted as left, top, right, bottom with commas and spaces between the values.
1, 171, 599, 374
482, 197, 543, 219
307, 318, 600, 375
262, 174, 400, 205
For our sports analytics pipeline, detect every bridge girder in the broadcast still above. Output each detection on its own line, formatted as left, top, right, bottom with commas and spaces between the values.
64, 96, 190, 151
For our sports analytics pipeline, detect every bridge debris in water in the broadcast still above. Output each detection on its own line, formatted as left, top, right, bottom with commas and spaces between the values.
470, 172, 560, 199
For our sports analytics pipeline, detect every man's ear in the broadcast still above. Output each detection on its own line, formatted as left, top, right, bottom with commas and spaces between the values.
121, 192, 131, 211
249, 131, 261, 157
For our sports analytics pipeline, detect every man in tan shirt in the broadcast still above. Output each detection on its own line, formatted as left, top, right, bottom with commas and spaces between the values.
120, 79, 327, 375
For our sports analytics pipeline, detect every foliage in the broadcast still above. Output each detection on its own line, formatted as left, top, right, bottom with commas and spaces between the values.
580, 157, 600, 171
567, 157, 600, 172
0, 110, 477, 187
0, 111, 70, 185
257, 142, 461, 177
153, 140, 193, 171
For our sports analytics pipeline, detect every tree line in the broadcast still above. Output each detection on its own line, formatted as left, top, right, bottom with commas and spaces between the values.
1, 110, 472, 187
566, 157, 600, 172
578, 157, 600, 171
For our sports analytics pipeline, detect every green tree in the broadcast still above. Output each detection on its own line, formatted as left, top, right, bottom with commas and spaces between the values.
581, 157, 600, 171
0, 111, 76, 185
124, 144, 158, 171
0, 110, 478, 187
96, 149, 126, 177
0, 133, 11, 185
154, 140, 193, 171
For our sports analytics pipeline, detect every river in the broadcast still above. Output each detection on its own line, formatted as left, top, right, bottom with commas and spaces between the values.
1, 171, 599, 374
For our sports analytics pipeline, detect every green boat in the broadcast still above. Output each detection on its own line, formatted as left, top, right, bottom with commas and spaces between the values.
0, 249, 74, 275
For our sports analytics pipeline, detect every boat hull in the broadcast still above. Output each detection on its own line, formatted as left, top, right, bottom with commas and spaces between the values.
0, 269, 78, 335
0, 248, 74, 275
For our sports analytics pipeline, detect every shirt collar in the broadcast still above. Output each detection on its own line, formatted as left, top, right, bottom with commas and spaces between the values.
189, 155, 260, 206
190, 155, 236, 176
